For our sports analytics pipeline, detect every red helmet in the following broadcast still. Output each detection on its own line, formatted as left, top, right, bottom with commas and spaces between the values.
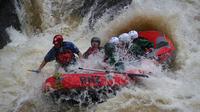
53, 35, 63, 45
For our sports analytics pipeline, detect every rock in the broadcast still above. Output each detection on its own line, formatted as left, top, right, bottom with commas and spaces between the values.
69, 0, 132, 29
0, 0, 21, 49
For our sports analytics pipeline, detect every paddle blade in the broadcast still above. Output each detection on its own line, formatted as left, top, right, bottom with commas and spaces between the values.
28, 70, 40, 73
78, 67, 83, 70
127, 73, 149, 78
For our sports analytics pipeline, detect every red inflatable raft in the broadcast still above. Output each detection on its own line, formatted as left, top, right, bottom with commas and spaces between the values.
42, 69, 148, 105
43, 69, 148, 92
43, 72, 128, 92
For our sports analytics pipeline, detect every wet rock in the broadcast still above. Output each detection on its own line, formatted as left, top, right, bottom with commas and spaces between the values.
71, 0, 95, 18
0, 0, 21, 49
70, 0, 132, 29
0, 29, 11, 49
20, 0, 42, 33
88, 0, 132, 29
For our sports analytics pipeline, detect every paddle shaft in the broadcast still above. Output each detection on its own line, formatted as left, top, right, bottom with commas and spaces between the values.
78, 67, 149, 78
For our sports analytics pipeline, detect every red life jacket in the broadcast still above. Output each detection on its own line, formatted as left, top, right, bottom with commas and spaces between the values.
84, 47, 101, 58
88, 47, 99, 55
155, 47, 174, 63
56, 50, 74, 64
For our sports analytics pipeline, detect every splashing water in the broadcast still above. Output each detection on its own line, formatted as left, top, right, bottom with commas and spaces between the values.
1, 0, 200, 112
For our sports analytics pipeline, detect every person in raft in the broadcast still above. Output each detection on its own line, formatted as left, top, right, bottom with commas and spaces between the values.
83, 37, 102, 59
36, 34, 83, 73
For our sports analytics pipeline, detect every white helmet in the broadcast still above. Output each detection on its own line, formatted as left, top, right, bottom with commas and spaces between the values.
109, 36, 119, 44
128, 30, 138, 40
119, 33, 131, 43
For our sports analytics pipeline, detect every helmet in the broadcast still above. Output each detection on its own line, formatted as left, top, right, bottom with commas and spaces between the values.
119, 33, 131, 43
109, 37, 119, 44
91, 37, 101, 45
53, 35, 63, 45
128, 30, 138, 40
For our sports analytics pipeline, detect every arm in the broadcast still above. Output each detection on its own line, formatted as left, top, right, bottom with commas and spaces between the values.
78, 52, 83, 59
37, 60, 48, 72
36, 47, 55, 73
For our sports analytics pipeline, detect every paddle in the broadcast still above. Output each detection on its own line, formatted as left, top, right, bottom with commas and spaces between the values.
28, 69, 41, 73
78, 67, 149, 78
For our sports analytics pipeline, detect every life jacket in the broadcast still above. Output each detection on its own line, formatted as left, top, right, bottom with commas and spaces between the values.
83, 47, 101, 58
56, 49, 74, 65
156, 46, 174, 64
88, 47, 98, 54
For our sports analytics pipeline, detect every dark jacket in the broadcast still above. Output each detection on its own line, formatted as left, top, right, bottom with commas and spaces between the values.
128, 38, 154, 57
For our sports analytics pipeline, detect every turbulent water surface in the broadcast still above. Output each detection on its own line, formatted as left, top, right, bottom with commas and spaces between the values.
0, 0, 200, 112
